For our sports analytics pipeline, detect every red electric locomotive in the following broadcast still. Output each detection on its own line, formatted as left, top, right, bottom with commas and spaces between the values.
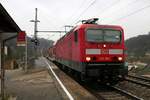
50, 18, 128, 83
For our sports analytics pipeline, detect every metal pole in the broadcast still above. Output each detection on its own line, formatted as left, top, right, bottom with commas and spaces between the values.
34, 8, 38, 58
64, 25, 74, 33
0, 33, 18, 100
34, 8, 38, 40
0, 35, 5, 100
1, 41, 5, 100
30, 8, 40, 58
59, 32, 61, 38
65, 27, 66, 33
0, 33, 3, 100
25, 35, 27, 72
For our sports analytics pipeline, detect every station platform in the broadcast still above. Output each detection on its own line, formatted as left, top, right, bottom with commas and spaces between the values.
0, 58, 63, 100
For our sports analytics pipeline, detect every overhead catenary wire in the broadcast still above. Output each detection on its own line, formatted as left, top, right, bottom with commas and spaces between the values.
94, 0, 121, 17
95, 0, 139, 18
30, 34, 55, 36
39, 11, 60, 30
71, 0, 135, 25
108, 3, 150, 24
35, 9, 67, 40
65, 0, 85, 24
30, 34, 56, 41
29, 0, 150, 41
71, 0, 97, 25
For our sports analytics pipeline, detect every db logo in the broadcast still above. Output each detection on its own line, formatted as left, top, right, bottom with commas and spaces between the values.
101, 49, 109, 54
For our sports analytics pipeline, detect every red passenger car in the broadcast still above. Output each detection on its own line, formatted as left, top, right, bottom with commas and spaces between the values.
49, 18, 128, 83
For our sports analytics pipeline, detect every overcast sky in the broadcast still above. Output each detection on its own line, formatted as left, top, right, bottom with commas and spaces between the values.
1, 0, 150, 41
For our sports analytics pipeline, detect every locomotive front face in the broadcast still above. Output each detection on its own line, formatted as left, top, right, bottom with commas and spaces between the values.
83, 28, 125, 63
80, 26, 128, 80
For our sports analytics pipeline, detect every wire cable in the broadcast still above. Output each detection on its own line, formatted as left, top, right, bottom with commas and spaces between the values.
109, 4, 150, 24
67, 0, 86, 23
94, 0, 121, 17
71, 0, 97, 25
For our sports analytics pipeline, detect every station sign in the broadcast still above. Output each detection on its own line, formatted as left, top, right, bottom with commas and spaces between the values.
17, 31, 26, 46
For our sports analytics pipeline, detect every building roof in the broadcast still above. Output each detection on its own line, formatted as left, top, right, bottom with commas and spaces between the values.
0, 3, 21, 33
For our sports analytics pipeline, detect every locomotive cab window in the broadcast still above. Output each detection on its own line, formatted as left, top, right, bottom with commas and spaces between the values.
86, 29, 121, 43
74, 31, 78, 42
104, 30, 121, 42
86, 29, 103, 42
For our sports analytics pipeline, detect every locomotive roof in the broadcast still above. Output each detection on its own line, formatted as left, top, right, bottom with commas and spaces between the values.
76, 24, 123, 30
55, 23, 123, 44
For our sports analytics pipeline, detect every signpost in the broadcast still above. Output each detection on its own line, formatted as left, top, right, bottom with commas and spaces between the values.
17, 31, 26, 46
17, 31, 27, 72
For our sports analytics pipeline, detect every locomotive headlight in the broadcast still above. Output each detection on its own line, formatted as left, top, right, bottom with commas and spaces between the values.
118, 57, 123, 61
86, 57, 91, 62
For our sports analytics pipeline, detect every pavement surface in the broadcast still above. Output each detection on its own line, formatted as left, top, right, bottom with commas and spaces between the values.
1, 57, 63, 100
1, 57, 99, 100
47, 59, 98, 100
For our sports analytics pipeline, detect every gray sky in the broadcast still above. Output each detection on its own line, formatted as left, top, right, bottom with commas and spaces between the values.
1, 0, 150, 41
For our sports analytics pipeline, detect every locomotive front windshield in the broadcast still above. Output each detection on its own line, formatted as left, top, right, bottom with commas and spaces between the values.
86, 29, 121, 43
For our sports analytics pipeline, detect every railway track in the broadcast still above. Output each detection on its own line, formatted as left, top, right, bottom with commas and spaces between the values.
128, 74, 150, 82
81, 74, 150, 100
47, 59, 149, 99
110, 86, 143, 100
125, 75, 150, 88
115, 75, 150, 100
85, 75, 150, 100
82, 82, 143, 100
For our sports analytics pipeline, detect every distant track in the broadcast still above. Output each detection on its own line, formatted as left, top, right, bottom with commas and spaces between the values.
125, 75, 150, 88
110, 86, 143, 100
128, 74, 150, 82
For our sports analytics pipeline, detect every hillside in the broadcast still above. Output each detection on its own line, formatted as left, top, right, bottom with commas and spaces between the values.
5, 33, 150, 62
5, 37, 54, 60
125, 33, 150, 57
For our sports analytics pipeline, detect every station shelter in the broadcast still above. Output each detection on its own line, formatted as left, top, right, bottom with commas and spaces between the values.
0, 3, 21, 99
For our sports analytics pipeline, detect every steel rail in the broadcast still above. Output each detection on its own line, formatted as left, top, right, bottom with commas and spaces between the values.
84, 82, 143, 100
111, 86, 143, 100
128, 75, 150, 82
125, 77, 150, 88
